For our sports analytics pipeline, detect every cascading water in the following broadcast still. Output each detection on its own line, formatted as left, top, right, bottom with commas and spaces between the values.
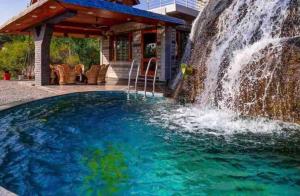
201, 0, 289, 109
178, 0, 300, 124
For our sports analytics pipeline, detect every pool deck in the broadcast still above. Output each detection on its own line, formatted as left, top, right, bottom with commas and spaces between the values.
0, 80, 129, 111
0, 80, 166, 111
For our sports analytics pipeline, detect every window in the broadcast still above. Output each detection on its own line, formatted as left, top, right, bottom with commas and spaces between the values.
109, 33, 132, 61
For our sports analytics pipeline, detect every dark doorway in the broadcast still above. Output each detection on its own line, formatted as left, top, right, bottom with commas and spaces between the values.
141, 29, 157, 76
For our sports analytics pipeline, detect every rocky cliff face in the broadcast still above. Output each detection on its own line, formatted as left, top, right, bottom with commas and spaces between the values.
178, 0, 300, 124
236, 37, 300, 123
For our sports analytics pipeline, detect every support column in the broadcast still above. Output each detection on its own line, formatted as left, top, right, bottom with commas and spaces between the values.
163, 26, 173, 81
159, 27, 166, 81
99, 37, 103, 64
33, 24, 53, 86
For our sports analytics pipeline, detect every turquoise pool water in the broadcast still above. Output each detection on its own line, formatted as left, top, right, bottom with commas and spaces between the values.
0, 91, 299, 195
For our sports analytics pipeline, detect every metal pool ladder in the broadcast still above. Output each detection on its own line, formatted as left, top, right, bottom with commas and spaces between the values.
127, 58, 158, 98
144, 57, 158, 98
127, 59, 141, 94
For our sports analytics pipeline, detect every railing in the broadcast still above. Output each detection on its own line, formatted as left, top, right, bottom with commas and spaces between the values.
152, 59, 159, 96
127, 58, 158, 97
134, 61, 141, 93
144, 57, 157, 98
127, 59, 141, 94
145, 0, 203, 11
127, 59, 135, 93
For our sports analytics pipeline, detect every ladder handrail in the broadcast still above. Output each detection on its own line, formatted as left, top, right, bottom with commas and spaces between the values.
144, 57, 156, 98
127, 60, 135, 93
134, 62, 141, 93
152, 61, 159, 96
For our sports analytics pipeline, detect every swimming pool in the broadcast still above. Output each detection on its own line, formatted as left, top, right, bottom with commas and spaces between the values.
0, 91, 299, 195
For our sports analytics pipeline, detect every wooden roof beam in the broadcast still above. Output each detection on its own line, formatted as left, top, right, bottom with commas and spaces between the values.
53, 26, 103, 36
45, 10, 77, 25
55, 22, 109, 31
23, 10, 77, 32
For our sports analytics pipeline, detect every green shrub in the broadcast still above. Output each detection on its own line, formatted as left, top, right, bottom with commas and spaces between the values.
0, 39, 33, 77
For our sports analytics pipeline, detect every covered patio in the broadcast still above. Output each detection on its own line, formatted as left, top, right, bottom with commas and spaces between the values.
0, 0, 184, 86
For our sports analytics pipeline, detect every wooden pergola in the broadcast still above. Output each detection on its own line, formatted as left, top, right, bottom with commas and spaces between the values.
0, 0, 184, 85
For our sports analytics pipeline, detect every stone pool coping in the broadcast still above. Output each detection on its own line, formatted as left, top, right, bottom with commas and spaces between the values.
0, 81, 166, 112
0, 187, 17, 196
0, 80, 129, 112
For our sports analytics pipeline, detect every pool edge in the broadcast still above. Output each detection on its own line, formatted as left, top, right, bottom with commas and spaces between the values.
0, 186, 17, 196
0, 90, 126, 112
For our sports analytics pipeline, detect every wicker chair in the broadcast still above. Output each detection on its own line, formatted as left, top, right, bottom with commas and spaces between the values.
98, 64, 109, 83
50, 64, 58, 85
86, 65, 101, 84
56, 65, 66, 85
75, 64, 85, 75
57, 64, 77, 85
67, 71, 77, 84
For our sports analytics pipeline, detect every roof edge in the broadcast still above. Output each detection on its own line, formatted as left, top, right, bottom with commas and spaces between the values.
0, 0, 50, 32
58, 0, 185, 25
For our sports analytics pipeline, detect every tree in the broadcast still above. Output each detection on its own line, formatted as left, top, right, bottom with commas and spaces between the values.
50, 37, 100, 69
0, 35, 12, 47
0, 37, 33, 77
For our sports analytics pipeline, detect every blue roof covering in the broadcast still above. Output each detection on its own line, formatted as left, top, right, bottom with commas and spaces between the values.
59, 0, 185, 25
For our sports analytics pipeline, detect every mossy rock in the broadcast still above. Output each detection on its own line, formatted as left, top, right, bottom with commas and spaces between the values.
181, 63, 194, 80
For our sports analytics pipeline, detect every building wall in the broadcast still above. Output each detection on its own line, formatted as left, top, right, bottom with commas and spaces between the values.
100, 22, 176, 82
170, 27, 178, 77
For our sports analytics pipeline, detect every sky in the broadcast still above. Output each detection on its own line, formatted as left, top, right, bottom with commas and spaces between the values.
0, 0, 30, 26
0, 0, 148, 26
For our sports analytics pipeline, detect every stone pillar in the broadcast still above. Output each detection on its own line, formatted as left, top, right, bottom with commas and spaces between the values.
33, 24, 53, 86
163, 26, 176, 82
158, 27, 166, 81
99, 37, 103, 64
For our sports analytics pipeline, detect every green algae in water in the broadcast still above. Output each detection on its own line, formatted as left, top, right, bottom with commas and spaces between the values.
81, 145, 130, 195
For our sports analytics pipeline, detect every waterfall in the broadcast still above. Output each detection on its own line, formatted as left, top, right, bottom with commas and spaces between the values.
178, 0, 300, 123
198, 0, 290, 107
181, 9, 203, 64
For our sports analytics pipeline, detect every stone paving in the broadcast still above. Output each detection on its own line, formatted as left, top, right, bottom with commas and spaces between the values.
0, 81, 54, 107
0, 80, 128, 111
